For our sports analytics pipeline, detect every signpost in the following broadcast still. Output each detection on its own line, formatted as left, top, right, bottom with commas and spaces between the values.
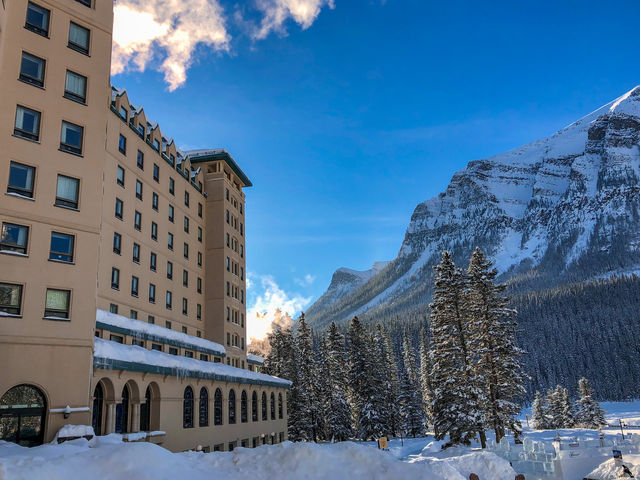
377, 437, 388, 450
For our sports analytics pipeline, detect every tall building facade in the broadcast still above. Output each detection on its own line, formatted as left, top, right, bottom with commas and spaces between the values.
0, 0, 288, 452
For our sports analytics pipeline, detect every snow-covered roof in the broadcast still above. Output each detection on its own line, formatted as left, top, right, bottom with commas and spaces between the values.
185, 149, 252, 187
247, 353, 264, 365
96, 309, 225, 357
94, 338, 291, 388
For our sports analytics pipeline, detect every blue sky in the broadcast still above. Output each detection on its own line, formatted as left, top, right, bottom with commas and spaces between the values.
111, 0, 640, 332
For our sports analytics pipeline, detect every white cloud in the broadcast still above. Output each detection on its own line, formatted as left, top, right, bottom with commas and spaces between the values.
247, 274, 311, 343
294, 273, 316, 287
252, 0, 335, 39
112, 0, 230, 91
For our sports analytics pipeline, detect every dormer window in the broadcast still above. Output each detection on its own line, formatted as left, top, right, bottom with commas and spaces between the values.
153, 139, 160, 151
137, 123, 144, 137
170, 154, 175, 165
119, 106, 127, 121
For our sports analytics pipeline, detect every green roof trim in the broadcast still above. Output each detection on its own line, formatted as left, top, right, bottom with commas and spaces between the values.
187, 150, 253, 187
247, 357, 263, 365
93, 357, 290, 389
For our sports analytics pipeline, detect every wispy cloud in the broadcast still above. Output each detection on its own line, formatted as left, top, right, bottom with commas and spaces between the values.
112, 0, 335, 91
294, 273, 316, 287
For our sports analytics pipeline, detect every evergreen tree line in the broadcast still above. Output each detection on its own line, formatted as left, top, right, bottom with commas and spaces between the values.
531, 378, 606, 430
264, 248, 528, 446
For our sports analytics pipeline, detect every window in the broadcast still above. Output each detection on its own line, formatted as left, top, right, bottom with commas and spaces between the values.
167, 261, 173, 279
226, 332, 230, 346
55, 175, 79, 209
182, 270, 188, 287
153, 139, 160, 151
136, 150, 144, 170
64, 71, 87, 103
197, 304, 201, 320
168, 205, 174, 222
278, 393, 283, 419
226, 257, 230, 272
68, 22, 90, 55
44, 288, 70, 319
226, 282, 230, 297
214, 389, 222, 425
117, 166, 125, 186
152, 193, 158, 211
153, 164, 159, 182
151, 222, 157, 241
152, 344, 162, 351
199, 388, 209, 427
198, 203, 202, 218
169, 178, 174, 195
19, 52, 45, 87
241, 391, 248, 423
134, 211, 141, 231
182, 326, 187, 334
165, 290, 172, 309
135, 180, 142, 200
183, 387, 194, 429
25, 2, 50, 36
241, 267, 244, 281
198, 227, 202, 242
270, 393, 276, 420
111, 268, 120, 290
262, 392, 267, 421
184, 191, 189, 207
183, 242, 188, 259
7, 162, 35, 198
118, 134, 127, 155
148, 283, 155, 303
252, 392, 258, 422
130, 310, 138, 320
132, 243, 140, 263
226, 307, 230, 322
150, 252, 157, 271
199, 352, 206, 360
109, 303, 118, 314
113, 232, 121, 254
197, 277, 202, 294
184, 216, 189, 233
109, 334, 123, 343
137, 123, 144, 137
60, 121, 83, 154
0, 283, 23, 315
49, 232, 74, 262
228, 390, 236, 424
182, 298, 187, 315
131, 276, 139, 297
115, 199, 123, 220
197, 252, 202, 267
169, 347, 178, 355
166, 320, 172, 329
167, 232, 173, 250
226, 233, 230, 247
119, 106, 128, 121
1, 223, 29, 254
14, 105, 40, 141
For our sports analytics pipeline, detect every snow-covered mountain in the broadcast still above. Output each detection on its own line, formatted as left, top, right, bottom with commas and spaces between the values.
307, 86, 640, 328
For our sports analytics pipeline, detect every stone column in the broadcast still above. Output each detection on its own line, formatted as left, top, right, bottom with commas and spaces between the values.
106, 402, 116, 434
131, 403, 141, 433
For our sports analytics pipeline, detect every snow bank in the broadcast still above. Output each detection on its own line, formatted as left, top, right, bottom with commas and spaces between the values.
53, 425, 94, 441
0, 438, 516, 480
585, 454, 640, 479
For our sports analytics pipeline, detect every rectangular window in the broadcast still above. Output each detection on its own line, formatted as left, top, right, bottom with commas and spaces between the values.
149, 283, 155, 303
226, 257, 230, 272
150, 252, 157, 271
109, 334, 123, 344
182, 270, 188, 287
135, 180, 143, 200
166, 291, 172, 309
148, 315, 155, 324
132, 242, 140, 263
153, 164, 159, 182
118, 134, 127, 155
169, 178, 174, 195
167, 261, 173, 279
119, 106, 128, 121
184, 350, 193, 358
152, 343, 162, 351
0, 283, 23, 315
169, 347, 178, 355
7, 162, 35, 198
184, 216, 189, 233
168, 233, 173, 250
197, 277, 202, 294
182, 298, 188, 315
184, 191, 189, 207
113, 232, 121, 254
166, 320, 171, 329
109, 303, 118, 314
131, 338, 143, 347
131, 276, 139, 297
137, 150, 144, 170
198, 227, 202, 242
25, 2, 50, 36
182, 326, 187, 334
168, 205, 174, 222
183, 242, 188, 259
49, 232, 74, 262
115, 198, 123, 220
151, 222, 158, 241
200, 353, 207, 361
55, 175, 79, 209
152, 192, 158, 211
134, 211, 141, 230
198, 203, 202, 218
14, 105, 40, 141
44, 288, 70, 319
197, 252, 202, 267
64, 70, 87, 103
130, 310, 138, 320
153, 139, 160, 151
197, 304, 201, 320
111, 267, 120, 290
60, 121, 83, 155
68, 21, 90, 54
19, 52, 45, 87
117, 166, 125, 186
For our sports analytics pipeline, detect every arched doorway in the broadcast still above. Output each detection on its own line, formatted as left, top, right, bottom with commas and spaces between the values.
115, 385, 130, 434
0, 384, 47, 446
92, 383, 104, 436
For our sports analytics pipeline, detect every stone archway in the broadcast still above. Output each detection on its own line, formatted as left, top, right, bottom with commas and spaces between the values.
0, 384, 47, 446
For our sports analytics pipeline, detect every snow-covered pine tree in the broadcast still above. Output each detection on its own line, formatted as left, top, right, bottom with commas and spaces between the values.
575, 377, 606, 428
547, 386, 566, 429
398, 329, 426, 437
466, 247, 526, 443
560, 387, 575, 428
419, 327, 434, 429
531, 390, 550, 430
323, 322, 354, 441
374, 324, 400, 436
294, 313, 321, 441
428, 251, 485, 447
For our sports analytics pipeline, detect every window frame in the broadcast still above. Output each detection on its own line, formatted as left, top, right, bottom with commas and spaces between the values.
14, 105, 41, 142
1, 223, 29, 255
59, 120, 84, 155
19, 51, 46, 87
113, 232, 121, 254
44, 288, 71, 319
54, 174, 80, 210
64, 70, 87, 104
25, 2, 50, 37
0, 283, 23, 316
49, 231, 75, 263
118, 134, 127, 155
68, 21, 90, 55
7, 161, 35, 198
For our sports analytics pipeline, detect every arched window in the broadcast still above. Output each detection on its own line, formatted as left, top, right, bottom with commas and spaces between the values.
199, 387, 209, 427
270, 392, 275, 420
140, 386, 151, 432
1, 384, 47, 446
214, 388, 223, 425
92, 383, 104, 436
278, 393, 283, 419
241, 391, 247, 423
183, 386, 194, 428
116, 385, 130, 434
261, 392, 267, 421
251, 391, 258, 422
228, 389, 236, 424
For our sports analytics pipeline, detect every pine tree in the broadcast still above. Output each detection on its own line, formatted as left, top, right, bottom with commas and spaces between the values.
323, 322, 354, 441
547, 386, 566, 429
398, 329, 426, 437
467, 247, 526, 443
560, 387, 575, 428
576, 378, 606, 428
374, 324, 400, 436
294, 313, 321, 441
419, 327, 434, 428
531, 390, 550, 430
429, 251, 485, 446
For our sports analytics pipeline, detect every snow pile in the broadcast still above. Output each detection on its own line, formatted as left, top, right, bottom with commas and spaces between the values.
585, 455, 640, 479
53, 425, 94, 441
0, 437, 516, 480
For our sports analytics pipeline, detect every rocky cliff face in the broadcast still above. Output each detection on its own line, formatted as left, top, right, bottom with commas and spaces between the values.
307, 86, 640, 328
